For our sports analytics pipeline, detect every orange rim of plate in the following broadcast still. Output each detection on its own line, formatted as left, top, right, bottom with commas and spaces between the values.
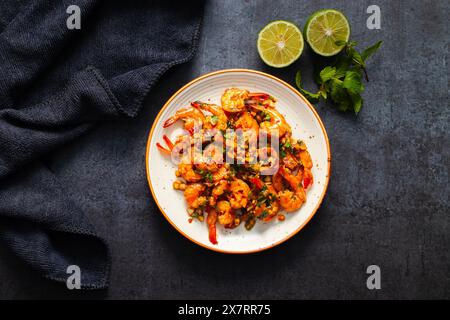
145, 69, 331, 254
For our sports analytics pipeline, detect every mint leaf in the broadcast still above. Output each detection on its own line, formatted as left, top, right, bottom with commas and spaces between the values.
335, 40, 347, 47
334, 68, 347, 79
314, 71, 323, 85
349, 92, 363, 114
295, 70, 302, 89
295, 38, 381, 114
295, 70, 322, 103
343, 71, 363, 94
348, 46, 365, 67
320, 66, 337, 83
330, 80, 347, 103
334, 57, 350, 79
361, 41, 383, 61
298, 87, 322, 103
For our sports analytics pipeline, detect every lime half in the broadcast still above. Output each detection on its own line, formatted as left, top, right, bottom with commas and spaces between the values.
304, 9, 350, 56
257, 20, 304, 68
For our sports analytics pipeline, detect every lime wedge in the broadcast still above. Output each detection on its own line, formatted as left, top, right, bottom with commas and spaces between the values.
257, 20, 304, 68
304, 9, 350, 56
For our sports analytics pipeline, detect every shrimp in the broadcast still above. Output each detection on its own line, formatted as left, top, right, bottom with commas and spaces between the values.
279, 167, 302, 191
282, 151, 299, 170
299, 150, 313, 169
206, 208, 218, 244
234, 111, 259, 159
216, 200, 235, 225
191, 101, 228, 131
272, 172, 284, 192
221, 88, 249, 113
177, 163, 202, 182
278, 188, 306, 212
196, 141, 224, 173
234, 111, 259, 132
258, 147, 279, 175
163, 107, 206, 133
212, 180, 229, 199
157, 134, 194, 162
184, 183, 207, 209
212, 165, 229, 182
248, 104, 291, 137
278, 167, 306, 212
228, 178, 250, 209
286, 149, 313, 189
280, 149, 313, 189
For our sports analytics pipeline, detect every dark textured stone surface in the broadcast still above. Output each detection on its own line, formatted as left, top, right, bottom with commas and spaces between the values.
0, 0, 448, 299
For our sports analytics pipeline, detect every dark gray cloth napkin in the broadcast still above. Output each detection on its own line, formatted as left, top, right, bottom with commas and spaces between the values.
0, 0, 204, 289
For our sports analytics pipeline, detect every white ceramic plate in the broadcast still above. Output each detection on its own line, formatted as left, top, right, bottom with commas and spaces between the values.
146, 69, 330, 253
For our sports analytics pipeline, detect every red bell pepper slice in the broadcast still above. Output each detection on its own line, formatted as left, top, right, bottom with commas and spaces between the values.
250, 177, 264, 190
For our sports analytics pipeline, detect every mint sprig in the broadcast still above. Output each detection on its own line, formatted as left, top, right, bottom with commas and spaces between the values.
296, 40, 382, 114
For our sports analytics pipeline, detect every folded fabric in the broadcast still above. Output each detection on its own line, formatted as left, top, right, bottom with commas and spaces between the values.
0, 0, 204, 289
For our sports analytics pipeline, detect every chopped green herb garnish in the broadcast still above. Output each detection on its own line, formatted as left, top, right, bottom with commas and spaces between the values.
260, 210, 269, 219
268, 193, 277, 202
210, 115, 219, 125
198, 169, 213, 182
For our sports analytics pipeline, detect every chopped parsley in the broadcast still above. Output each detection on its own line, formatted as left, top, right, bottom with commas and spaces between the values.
260, 210, 269, 219
197, 169, 213, 182
280, 139, 293, 158
256, 186, 276, 208
204, 171, 213, 182
210, 115, 219, 125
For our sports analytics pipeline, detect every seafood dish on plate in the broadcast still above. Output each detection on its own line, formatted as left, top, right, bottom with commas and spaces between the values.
156, 88, 313, 245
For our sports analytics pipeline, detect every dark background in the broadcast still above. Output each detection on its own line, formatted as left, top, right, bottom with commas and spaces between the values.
0, 0, 448, 299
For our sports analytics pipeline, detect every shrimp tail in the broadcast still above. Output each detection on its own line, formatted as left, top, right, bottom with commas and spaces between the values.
206, 208, 218, 245
162, 135, 174, 150
156, 135, 175, 155
247, 103, 266, 112
190, 101, 203, 109
156, 142, 171, 154
163, 117, 177, 128
248, 92, 270, 101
